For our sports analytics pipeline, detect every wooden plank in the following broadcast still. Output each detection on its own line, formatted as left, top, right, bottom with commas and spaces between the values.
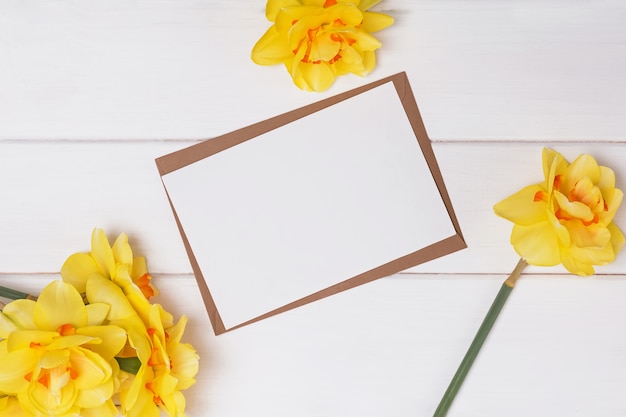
1, 141, 624, 275
2, 272, 625, 416
1, 0, 625, 141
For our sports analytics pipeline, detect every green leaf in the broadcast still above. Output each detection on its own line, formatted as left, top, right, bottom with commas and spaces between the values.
116, 356, 142, 375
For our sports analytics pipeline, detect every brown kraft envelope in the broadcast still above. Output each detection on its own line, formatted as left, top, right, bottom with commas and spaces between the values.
156, 72, 466, 335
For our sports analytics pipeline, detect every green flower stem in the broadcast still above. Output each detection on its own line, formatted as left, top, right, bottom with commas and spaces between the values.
116, 356, 142, 375
433, 258, 528, 417
0, 284, 34, 301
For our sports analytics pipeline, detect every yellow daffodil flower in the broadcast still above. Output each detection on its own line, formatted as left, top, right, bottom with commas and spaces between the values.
0, 280, 127, 417
85, 275, 152, 365
61, 228, 158, 300
120, 304, 198, 417
83, 274, 198, 417
252, 0, 394, 91
494, 148, 624, 275
0, 395, 30, 417
435, 148, 624, 416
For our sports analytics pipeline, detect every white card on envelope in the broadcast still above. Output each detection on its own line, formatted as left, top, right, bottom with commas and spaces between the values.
157, 72, 465, 334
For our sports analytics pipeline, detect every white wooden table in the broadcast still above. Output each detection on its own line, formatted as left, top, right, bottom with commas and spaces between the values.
1, 1, 625, 416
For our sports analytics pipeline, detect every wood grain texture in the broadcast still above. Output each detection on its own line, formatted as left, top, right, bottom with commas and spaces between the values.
2, 272, 625, 417
1, 0, 625, 141
1, 1, 626, 416
1, 141, 624, 275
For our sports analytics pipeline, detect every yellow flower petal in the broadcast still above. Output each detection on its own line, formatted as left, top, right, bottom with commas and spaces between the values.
77, 325, 127, 360
39, 349, 70, 369
0, 348, 39, 393
310, 32, 342, 62
358, 0, 381, 11
288, 14, 328, 51
560, 251, 595, 276
0, 299, 37, 331
60, 253, 101, 293
125, 287, 153, 324
547, 210, 571, 246
112, 233, 133, 266
7, 330, 57, 351
553, 191, 594, 222
90, 228, 116, 278
131, 256, 148, 279
564, 153, 601, 190
341, 43, 366, 65
345, 30, 382, 51
600, 188, 623, 225
151, 372, 178, 398
75, 378, 115, 408
275, 5, 319, 33
494, 185, 549, 226
337, 56, 367, 76
70, 348, 112, 389
34, 280, 88, 331
19, 378, 78, 416
0, 395, 29, 417
542, 148, 568, 191
85, 276, 152, 361
302, 0, 327, 7
251, 26, 292, 66
597, 165, 616, 195
562, 220, 611, 248
85, 303, 110, 326
510, 222, 561, 266
121, 366, 160, 417
294, 61, 336, 91
361, 11, 394, 32
169, 342, 199, 390
112, 263, 133, 288
167, 315, 187, 345
571, 241, 616, 266
80, 399, 118, 417
47, 334, 98, 350
0, 314, 18, 340
86, 276, 136, 321
266, 0, 303, 21
120, 319, 152, 364
609, 222, 625, 254
326, 3, 364, 26
160, 391, 187, 417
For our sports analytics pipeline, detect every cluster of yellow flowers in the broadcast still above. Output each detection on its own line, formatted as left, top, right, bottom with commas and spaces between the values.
252, 0, 394, 92
0, 229, 199, 417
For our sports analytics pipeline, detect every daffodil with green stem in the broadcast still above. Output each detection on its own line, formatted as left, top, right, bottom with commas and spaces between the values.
433, 148, 624, 416
0, 228, 200, 417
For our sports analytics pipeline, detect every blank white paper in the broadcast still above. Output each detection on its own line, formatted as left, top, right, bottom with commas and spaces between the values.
162, 81, 457, 330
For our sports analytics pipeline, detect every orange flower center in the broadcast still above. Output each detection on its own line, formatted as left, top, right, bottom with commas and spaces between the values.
534, 191, 548, 202
57, 323, 76, 336
534, 174, 609, 226
146, 381, 165, 405
24, 366, 78, 388
146, 327, 170, 367
290, 5, 358, 65
134, 273, 156, 299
